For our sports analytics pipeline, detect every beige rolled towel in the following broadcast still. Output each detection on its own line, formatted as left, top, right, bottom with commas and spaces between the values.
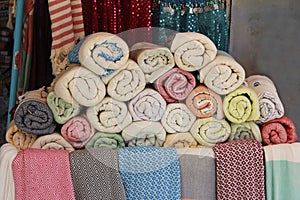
130, 42, 175, 83
169, 32, 217, 72
163, 132, 198, 148
31, 133, 74, 152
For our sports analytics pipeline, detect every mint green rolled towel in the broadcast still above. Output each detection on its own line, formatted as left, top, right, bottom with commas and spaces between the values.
86, 132, 125, 149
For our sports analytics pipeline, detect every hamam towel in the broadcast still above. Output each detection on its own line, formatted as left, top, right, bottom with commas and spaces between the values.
54, 65, 106, 107
199, 51, 245, 95
154, 67, 196, 103
229, 121, 262, 142
130, 42, 175, 83
106, 59, 146, 101
168, 32, 217, 71
260, 115, 297, 145
161, 103, 196, 134
31, 133, 74, 152
128, 88, 166, 122
6, 120, 37, 150
190, 117, 231, 147
61, 115, 95, 148
121, 121, 166, 147
163, 132, 198, 148
223, 85, 260, 123
85, 132, 125, 149
245, 75, 284, 124
118, 146, 181, 200
213, 139, 265, 200
186, 84, 224, 119
69, 149, 126, 200
12, 148, 75, 200
86, 97, 132, 133
78, 32, 129, 76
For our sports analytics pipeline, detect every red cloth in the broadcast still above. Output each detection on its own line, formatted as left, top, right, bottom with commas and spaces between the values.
261, 115, 298, 145
213, 139, 265, 200
12, 148, 75, 200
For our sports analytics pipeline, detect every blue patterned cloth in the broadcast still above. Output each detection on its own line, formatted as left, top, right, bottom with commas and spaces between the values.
118, 147, 181, 200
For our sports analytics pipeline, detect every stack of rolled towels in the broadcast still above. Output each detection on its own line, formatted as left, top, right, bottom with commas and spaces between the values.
7, 31, 298, 151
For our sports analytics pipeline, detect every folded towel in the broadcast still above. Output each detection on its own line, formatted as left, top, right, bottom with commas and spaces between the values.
121, 121, 166, 147
0, 143, 19, 200
12, 148, 75, 200
106, 59, 146, 101
85, 132, 125, 149
14, 99, 57, 135
161, 103, 196, 133
54, 65, 106, 107
213, 139, 265, 200
47, 91, 81, 124
118, 147, 181, 200
186, 84, 224, 119
223, 85, 260, 123
130, 42, 175, 83
61, 116, 95, 148
261, 115, 297, 145
169, 32, 217, 71
154, 68, 196, 103
69, 149, 126, 200
79, 32, 129, 76
190, 117, 231, 147
31, 133, 74, 152
199, 52, 245, 95
176, 148, 216, 200
163, 132, 198, 148
86, 97, 132, 133
245, 75, 284, 124
6, 120, 37, 150
128, 88, 166, 122
264, 143, 300, 200
229, 122, 262, 142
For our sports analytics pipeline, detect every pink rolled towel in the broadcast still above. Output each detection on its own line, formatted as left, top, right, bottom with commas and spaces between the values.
261, 115, 297, 145
61, 116, 95, 148
154, 68, 196, 103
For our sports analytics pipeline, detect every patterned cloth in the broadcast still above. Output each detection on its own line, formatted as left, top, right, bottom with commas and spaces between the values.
118, 146, 181, 200
69, 149, 126, 200
212, 139, 265, 200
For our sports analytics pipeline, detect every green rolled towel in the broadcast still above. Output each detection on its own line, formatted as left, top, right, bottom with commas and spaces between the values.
229, 122, 262, 142
86, 132, 125, 149
47, 92, 81, 124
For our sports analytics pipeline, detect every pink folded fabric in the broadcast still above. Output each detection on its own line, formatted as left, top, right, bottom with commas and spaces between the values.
12, 148, 75, 200
154, 68, 196, 103
261, 115, 297, 145
61, 116, 95, 148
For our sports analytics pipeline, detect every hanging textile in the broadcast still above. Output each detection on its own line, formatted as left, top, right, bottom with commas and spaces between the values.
81, 0, 98, 35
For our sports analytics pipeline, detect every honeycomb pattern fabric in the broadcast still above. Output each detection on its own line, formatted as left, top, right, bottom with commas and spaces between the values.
118, 146, 181, 200
69, 148, 126, 200
212, 139, 265, 200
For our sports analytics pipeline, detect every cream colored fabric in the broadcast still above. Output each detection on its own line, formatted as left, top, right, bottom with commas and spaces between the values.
31, 133, 74, 152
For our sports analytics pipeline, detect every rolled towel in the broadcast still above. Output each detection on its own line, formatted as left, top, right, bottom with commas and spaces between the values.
78, 32, 129, 76
128, 88, 166, 122
169, 32, 217, 71
85, 132, 125, 149
223, 86, 260, 123
130, 42, 175, 83
6, 120, 37, 150
107, 59, 146, 101
86, 97, 132, 133
61, 116, 95, 148
31, 133, 74, 152
199, 52, 245, 95
229, 122, 262, 142
163, 132, 198, 148
260, 115, 297, 145
121, 121, 166, 147
186, 84, 224, 119
54, 65, 106, 107
47, 92, 81, 124
161, 103, 196, 134
245, 75, 284, 124
190, 117, 231, 147
154, 68, 196, 103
